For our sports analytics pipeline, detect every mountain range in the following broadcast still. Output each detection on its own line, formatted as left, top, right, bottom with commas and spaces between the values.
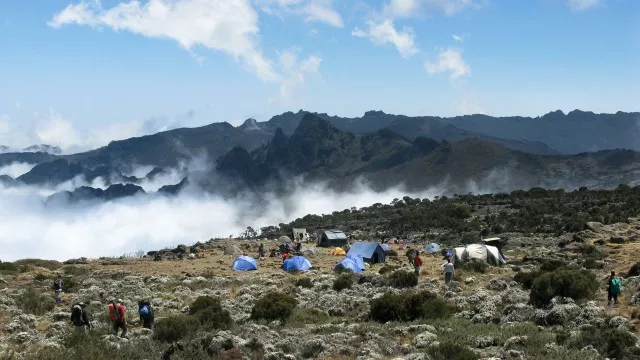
1, 110, 639, 203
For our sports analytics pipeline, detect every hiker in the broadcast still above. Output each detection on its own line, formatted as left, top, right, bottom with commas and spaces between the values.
443, 258, 455, 284
405, 247, 415, 265
413, 251, 423, 276
607, 271, 621, 306
138, 300, 155, 329
70, 302, 91, 332
258, 243, 265, 260
53, 274, 64, 303
282, 251, 290, 263
295, 242, 302, 253
108, 299, 128, 338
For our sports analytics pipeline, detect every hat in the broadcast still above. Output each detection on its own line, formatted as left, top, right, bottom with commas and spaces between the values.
117, 299, 123, 304
78, 302, 86, 307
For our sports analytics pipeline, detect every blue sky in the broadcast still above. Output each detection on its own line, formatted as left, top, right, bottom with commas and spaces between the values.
0, 0, 638, 151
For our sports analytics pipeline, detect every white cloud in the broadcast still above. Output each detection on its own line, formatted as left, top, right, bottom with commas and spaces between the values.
452, 33, 463, 42
384, 0, 480, 18
0, 163, 37, 178
256, 0, 343, 27
308, 28, 319, 37
352, 20, 418, 57
565, 0, 600, 11
270, 47, 322, 106
49, 0, 278, 82
458, 93, 485, 115
425, 47, 470, 80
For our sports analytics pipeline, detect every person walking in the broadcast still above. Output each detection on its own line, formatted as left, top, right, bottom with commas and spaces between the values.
607, 271, 621, 307
53, 274, 64, 304
138, 300, 155, 330
443, 258, 455, 284
70, 302, 91, 333
413, 251, 423, 276
108, 299, 128, 338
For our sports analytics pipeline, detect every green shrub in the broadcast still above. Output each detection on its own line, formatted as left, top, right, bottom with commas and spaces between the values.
300, 341, 324, 358
428, 342, 479, 360
421, 297, 457, 320
461, 260, 489, 273
513, 271, 541, 290
369, 291, 454, 323
294, 277, 313, 288
34, 273, 51, 281
188, 296, 232, 330
251, 292, 297, 322
540, 259, 568, 272
153, 315, 200, 343
62, 265, 91, 276
386, 271, 418, 288
14, 259, 62, 271
0, 262, 19, 275
17, 288, 56, 315
583, 258, 603, 270
333, 274, 354, 292
219, 348, 245, 360
289, 308, 329, 326
61, 276, 80, 293
568, 327, 640, 359
530, 269, 598, 307
378, 265, 399, 275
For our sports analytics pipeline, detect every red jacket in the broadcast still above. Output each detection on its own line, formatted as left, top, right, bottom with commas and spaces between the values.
413, 256, 423, 267
108, 303, 126, 321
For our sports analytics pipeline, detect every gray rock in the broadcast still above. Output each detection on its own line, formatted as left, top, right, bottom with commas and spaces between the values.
412, 331, 438, 349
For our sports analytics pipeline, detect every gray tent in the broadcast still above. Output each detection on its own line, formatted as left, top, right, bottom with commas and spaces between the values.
279, 236, 292, 244
316, 230, 349, 248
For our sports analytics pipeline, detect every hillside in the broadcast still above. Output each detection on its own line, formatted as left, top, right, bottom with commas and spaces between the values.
1, 186, 640, 359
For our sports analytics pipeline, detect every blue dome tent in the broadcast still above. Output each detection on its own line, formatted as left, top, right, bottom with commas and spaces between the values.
426, 243, 441, 254
232, 255, 258, 271
346, 254, 366, 271
346, 242, 386, 264
335, 258, 362, 273
282, 256, 312, 272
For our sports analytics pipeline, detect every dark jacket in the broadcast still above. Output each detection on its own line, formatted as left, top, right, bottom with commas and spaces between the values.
71, 304, 91, 327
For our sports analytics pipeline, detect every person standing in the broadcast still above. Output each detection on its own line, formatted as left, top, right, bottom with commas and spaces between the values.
443, 258, 455, 284
413, 251, 423, 276
70, 302, 91, 333
607, 271, 621, 306
53, 274, 64, 304
258, 243, 265, 260
108, 299, 128, 338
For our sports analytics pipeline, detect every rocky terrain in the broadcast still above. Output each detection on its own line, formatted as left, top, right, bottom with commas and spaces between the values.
1, 216, 639, 360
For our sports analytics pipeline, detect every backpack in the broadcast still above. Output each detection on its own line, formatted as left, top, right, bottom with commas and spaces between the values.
71, 304, 83, 324
611, 277, 621, 294
139, 305, 149, 316
53, 279, 63, 291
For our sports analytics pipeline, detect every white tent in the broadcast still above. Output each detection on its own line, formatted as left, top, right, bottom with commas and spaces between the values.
452, 244, 504, 266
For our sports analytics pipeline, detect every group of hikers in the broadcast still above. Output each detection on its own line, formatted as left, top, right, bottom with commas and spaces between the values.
405, 247, 455, 284
54, 275, 155, 337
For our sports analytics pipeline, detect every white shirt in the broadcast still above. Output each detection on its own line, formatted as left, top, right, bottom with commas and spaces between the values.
444, 262, 454, 274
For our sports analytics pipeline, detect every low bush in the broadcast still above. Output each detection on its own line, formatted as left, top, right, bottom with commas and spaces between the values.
17, 288, 56, 316
189, 296, 232, 330
369, 291, 455, 323
153, 315, 200, 343
294, 277, 313, 288
61, 276, 80, 293
428, 342, 479, 360
386, 271, 418, 288
34, 273, 51, 281
568, 327, 640, 359
583, 258, 603, 270
333, 274, 354, 292
513, 271, 541, 290
62, 265, 91, 276
540, 259, 568, 272
14, 259, 62, 271
378, 265, 399, 275
289, 308, 329, 326
0, 262, 19, 275
461, 260, 489, 273
530, 269, 598, 307
251, 292, 297, 322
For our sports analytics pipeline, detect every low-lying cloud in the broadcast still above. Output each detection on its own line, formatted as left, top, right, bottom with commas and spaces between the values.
0, 162, 36, 178
0, 173, 444, 262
